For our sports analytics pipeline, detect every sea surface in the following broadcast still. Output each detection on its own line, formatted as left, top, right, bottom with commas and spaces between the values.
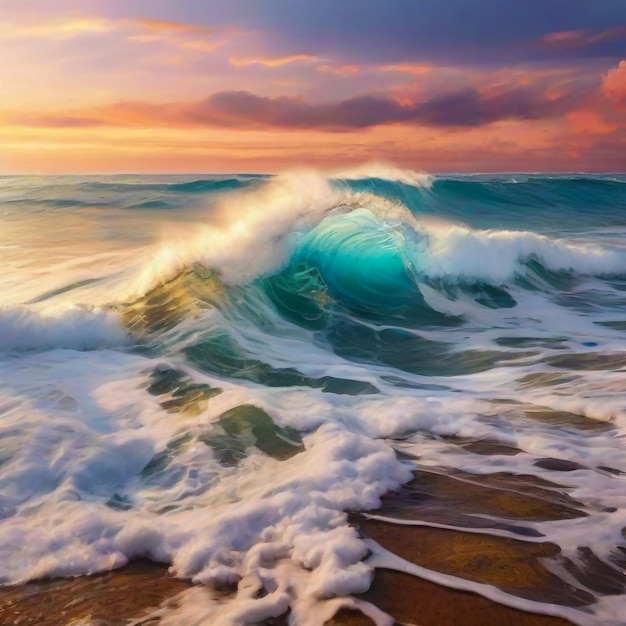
1, 166, 626, 625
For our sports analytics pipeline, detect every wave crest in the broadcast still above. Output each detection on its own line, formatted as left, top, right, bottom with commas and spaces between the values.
128, 171, 368, 297
120, 167, 625, 315
0, 306, 128, 353
416, 221, 625, 283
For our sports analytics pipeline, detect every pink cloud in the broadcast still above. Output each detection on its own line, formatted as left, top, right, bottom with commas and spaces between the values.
127, 18, 215, 36
566, 109, 617, 134
0, 16, 113, 40
603, 60, 626, 104
316, 64, 362, 76
229, 54, 320, 68
0, 14, 228, 53
540, 27, 626, 49
3, 78, 591, 132
378, 63, 432, 76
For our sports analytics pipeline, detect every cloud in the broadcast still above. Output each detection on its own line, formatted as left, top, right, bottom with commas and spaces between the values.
5, 0, 626, 69
0, 17, 113, 40
6, 115, 108, 128
168, 0, 626, 65
410, 84, 586, 127
0, 15, 226, 52
316, 64, 362, 76
540, 27, 626, 49
201, 91, 406, 128
127, 18, 215, 36
124, 18, 228, 52
4, 79, 591, 132
378, 63, 432, 76
566, 109, 617, 134
229, 54, 320, 67
603, 60, 626, 103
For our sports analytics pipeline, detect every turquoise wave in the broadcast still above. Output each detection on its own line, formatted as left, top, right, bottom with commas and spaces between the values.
343, 174, 626, 231
264, 209, 461, 327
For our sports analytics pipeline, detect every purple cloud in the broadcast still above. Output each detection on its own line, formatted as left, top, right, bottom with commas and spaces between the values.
5, 79, 594, 131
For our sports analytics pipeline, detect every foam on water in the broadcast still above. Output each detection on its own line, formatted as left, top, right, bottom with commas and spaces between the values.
117, 168, 626, 304
415, 221, 625, 282
127, 171, 342, 296
0, 350, 410, 622
0, 305, 128, 352
1, 166, 626, 624
331, 162, 433, 188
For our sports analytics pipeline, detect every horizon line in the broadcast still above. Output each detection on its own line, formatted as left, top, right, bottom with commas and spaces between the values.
2, 170, 625, 177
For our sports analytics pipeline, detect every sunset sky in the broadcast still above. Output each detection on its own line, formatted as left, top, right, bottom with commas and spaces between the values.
2, 0, 626, 173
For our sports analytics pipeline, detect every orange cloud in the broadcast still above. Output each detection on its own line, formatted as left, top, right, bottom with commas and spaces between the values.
229, 54, 320, 68
4, 118, 625, 174
2, 78, 590, 132
566, 109, 617, 134
0, 15, 227, 53
540, 27, 626, 49
378, 63, 432, 76
127, 18, 215, 36
0, 17, 112, 40
124, 18, 227, 52
316, 64, 361, 76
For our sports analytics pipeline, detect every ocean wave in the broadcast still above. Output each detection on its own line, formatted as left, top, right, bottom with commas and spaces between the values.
0, 306, 128, 353
4, 167, 626, 625
78, 177, 253, 194
331, 163, 432, 188
127, 171, 352, 297
125, 170, 625, 309
0, 177, 257, 213
414, 220, 624, 282
430, 176, 626, 214
10, 166, 623, 345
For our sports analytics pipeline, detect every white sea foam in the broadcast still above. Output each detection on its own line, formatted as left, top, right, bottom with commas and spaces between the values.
127, 171, 343, 297
134, 585, 394, 626
0, 305, 128, 352
3, 169, 626, 624
2, 332, 626, 623
331, 162, 433, 188
365, 541, 606, 626
414, 221, 626, 283
0, 349, 412, 624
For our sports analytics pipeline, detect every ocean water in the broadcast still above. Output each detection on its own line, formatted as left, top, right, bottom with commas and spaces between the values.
1, 166, 626, 625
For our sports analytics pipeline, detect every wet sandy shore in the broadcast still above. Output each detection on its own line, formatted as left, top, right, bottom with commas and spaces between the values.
0, 550, 573, 626
1, 462, 593, 626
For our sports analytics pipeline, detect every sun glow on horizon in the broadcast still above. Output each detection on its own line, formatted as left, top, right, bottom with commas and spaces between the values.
1, 3, 625, 173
